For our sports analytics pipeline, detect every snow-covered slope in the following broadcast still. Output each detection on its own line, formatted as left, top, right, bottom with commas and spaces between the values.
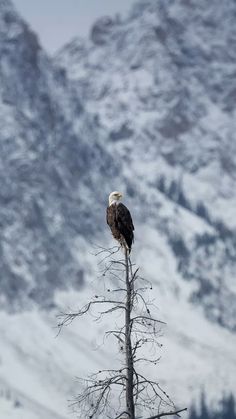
1, 0, 236, 417
57, 0, 236, 332
0, 0, 118, 310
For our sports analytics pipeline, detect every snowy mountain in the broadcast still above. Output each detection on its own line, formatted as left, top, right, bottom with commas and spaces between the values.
0, 0, 236, 418
0, 0, 118, 310
57, 0, 236, 332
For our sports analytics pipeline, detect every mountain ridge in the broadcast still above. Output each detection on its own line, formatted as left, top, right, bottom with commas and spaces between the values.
0, 0, 236, 417
57, 0, 236, 332
0, 0, 118, 309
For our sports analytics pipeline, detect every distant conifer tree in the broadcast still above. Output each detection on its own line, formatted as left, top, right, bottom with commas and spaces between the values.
188, 392, 236, 419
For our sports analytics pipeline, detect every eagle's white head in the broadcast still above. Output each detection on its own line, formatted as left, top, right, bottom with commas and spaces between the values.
108, 191, 123, 206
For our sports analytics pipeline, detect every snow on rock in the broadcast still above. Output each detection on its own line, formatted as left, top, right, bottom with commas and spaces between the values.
0, 0, 236, 417
57, 0, 236, 333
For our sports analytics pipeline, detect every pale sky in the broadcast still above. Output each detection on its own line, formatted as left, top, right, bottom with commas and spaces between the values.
13, 0, 135, 54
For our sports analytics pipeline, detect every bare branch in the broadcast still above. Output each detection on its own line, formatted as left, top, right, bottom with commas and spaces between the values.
57, 297, 126, 331
131, 315, 166, 325
113, 411, 129, 419
145, 408, 188, 419
58, 247, 183, 419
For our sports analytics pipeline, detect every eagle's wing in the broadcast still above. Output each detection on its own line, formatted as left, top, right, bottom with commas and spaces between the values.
116, 203, 134, 249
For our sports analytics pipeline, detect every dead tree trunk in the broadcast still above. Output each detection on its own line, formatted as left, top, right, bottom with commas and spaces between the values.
57, 245, 187, 419
125, 248, 135, 419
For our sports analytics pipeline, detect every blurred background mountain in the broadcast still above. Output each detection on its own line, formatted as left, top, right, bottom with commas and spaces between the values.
0, 0, 236, 418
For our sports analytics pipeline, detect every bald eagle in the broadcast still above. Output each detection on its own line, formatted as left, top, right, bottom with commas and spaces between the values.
106, 191, 134, 253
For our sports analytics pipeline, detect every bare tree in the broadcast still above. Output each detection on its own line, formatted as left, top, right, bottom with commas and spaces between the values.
58, 247, 187, 419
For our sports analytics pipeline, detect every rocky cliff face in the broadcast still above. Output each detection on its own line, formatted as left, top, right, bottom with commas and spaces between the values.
0, 0, 236, 417
57, 0, 236, 332
0, 0, 118, 309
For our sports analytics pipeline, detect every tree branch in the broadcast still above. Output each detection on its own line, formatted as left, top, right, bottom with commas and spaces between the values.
145, 407, 187, 419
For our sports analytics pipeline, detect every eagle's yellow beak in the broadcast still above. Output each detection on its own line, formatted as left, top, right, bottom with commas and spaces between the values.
118, 192, 123, 199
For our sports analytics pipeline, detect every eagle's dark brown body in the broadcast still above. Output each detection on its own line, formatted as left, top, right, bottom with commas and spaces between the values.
106, 202, 134, 252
